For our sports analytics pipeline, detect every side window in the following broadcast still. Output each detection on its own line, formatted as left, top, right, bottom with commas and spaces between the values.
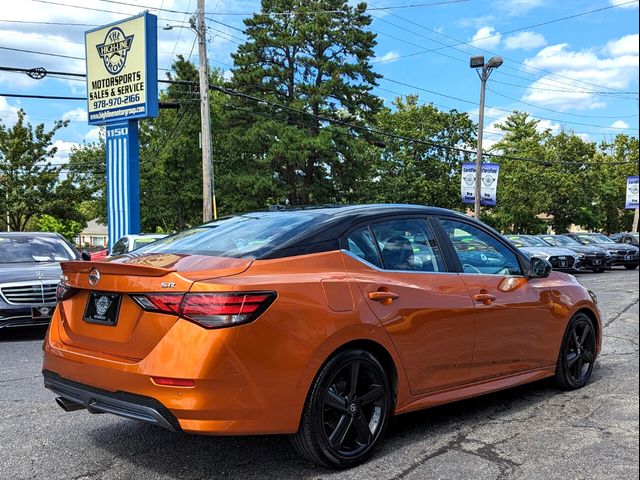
370, 219, 445, 272
111, 238, 128, 255
345, 227, 383, 268
439, 219, 522, 276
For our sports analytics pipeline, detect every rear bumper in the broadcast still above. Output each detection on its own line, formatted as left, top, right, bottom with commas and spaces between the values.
43, 370, 180, 431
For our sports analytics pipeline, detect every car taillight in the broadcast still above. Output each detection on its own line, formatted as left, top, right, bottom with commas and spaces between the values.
131, 293, 182, 315
131, 292, 276, 329
56, 275, 78, 301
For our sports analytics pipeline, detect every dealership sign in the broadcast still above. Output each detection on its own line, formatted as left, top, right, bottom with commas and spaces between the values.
85, 12, 158, 125
626, 176, 639, 209
461, 163, 500, 206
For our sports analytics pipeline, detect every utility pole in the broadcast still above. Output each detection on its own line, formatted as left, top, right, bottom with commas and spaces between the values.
196, 0, 214, 222
470, 56, 503, 220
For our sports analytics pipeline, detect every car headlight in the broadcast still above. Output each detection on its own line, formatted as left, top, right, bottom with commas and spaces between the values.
578, 254, 586, 259
604, 251, 612, 258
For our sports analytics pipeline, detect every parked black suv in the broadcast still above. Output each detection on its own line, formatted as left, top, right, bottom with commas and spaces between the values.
0, 232, 88, 329
563, 233, 639, 270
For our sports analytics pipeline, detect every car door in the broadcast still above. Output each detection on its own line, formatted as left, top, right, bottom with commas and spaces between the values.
342, 218, 477, 396
435, 217, 559, 381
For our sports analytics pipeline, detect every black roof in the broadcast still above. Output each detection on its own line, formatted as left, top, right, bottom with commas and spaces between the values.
228, 204, 473, 259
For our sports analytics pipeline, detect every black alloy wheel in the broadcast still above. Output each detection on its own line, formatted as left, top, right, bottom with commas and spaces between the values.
555, 313, 597, 390
291, 349, 392, 468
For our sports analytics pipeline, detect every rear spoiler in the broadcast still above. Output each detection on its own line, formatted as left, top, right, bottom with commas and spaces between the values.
61, 261, 176, 277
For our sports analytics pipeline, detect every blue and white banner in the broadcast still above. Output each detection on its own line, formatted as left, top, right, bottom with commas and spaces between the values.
626, 176, 639, 209
106, 121, 140, 250
461, 163, 500, 206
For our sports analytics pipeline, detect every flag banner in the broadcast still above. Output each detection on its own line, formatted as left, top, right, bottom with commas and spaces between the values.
461, 163, 500, 206
626, 176, 639, 209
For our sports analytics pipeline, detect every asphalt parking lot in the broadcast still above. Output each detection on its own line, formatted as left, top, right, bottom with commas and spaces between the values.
1, 268, 638, 480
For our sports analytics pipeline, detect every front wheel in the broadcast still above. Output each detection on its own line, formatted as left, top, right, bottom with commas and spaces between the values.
291, 349, 392, 468
624, 264, 638, 270
554, 313, 597, 390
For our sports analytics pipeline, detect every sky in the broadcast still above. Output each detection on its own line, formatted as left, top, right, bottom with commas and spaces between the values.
0, 0, 638, 166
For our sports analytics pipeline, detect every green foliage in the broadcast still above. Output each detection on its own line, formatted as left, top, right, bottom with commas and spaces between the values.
0, 110, 73, 231
229, 0, 382, 206
36, 214, 84, 241
365, 95, 476, 208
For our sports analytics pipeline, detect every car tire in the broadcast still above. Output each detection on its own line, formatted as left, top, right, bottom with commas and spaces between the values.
624, 264, 638, 270
291, 349, 392, 468
554, 313, 597, 390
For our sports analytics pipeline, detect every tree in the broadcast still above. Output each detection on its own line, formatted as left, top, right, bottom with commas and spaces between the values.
0, 110, 69, 231
230, 0, 382, 206
593, 134, 639, 233
65, 139, 106, 224
36, 214, 84, 241
364, 95, 476, 208
485, 111, 551, 233
544, 131, 598, 233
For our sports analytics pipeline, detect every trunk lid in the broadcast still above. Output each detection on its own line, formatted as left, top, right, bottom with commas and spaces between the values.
57, 254, 252, 360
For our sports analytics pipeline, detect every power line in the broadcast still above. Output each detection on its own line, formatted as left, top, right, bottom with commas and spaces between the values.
95, 0, 471, 16
490, 78, 639, 96
381, 77, 640, 130
485, 87, 639, 119
371, 0, 639, 94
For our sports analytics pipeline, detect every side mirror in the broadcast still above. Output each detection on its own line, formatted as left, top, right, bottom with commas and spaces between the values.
529, 256, 552, 279
81, 250, 91, 261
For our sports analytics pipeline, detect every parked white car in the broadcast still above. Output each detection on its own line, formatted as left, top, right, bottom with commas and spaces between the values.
110, 234, 167, 256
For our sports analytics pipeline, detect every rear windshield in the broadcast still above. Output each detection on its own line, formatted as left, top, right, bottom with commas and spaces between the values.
136, 213, 317, 258
0, 235, 77, 263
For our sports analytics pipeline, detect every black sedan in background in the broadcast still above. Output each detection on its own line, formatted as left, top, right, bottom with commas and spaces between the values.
610, 232, 639, 247
539, 234, 610, 272
563, 233, 639, 270
0, 232, 87, 329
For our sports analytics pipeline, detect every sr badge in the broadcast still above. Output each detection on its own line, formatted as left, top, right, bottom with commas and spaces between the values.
96, 27, 134, 75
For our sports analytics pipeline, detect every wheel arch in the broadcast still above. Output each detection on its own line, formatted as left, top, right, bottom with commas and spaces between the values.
573, 307, 602, 356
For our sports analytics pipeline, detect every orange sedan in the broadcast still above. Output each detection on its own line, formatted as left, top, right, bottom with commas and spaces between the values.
43, 205, 601, 468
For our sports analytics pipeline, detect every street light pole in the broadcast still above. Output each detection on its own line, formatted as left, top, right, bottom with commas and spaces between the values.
470, 55, 503, 220
195, 0, 214, 222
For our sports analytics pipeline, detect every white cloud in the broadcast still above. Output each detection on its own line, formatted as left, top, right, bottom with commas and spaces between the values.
470, 26, 501, 49
84, 127, 104, 143
62, 108, 88, 122
498, 0, 547, 16
610, 120, 630, 129
504, 31, 547, 51
374, 51, 401, 64
0, 96, 21, 126
604, 34, 639, 56
520, 37, 639, 111
51, 139, 80, 165
608, 0, 638, 8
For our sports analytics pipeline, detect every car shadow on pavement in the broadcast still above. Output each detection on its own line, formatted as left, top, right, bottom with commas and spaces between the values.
86, 363, 605, 479
0, 326, 47, 342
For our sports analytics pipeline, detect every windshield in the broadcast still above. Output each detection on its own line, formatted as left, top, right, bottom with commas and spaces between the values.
506, 235, 538, 247
541, 235, 580, 247
136, 213, 318, 258
133, 237, 163, 250
578, 234, 615, 244
0, 235, 77, 263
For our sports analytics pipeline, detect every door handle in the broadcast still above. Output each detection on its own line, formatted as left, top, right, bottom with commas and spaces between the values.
474, 293, 496, 305
368, 290, 399, 305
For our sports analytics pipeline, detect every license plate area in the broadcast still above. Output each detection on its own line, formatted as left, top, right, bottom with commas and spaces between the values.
624, 255, 632, 261
593, 259, 601, 265
31, 305, 54, 319
83, 292, 122, 326
559, 261, 568, 267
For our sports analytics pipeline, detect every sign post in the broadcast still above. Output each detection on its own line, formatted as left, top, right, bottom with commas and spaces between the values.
626, 176, 639, 233
85, 12, 158, 251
